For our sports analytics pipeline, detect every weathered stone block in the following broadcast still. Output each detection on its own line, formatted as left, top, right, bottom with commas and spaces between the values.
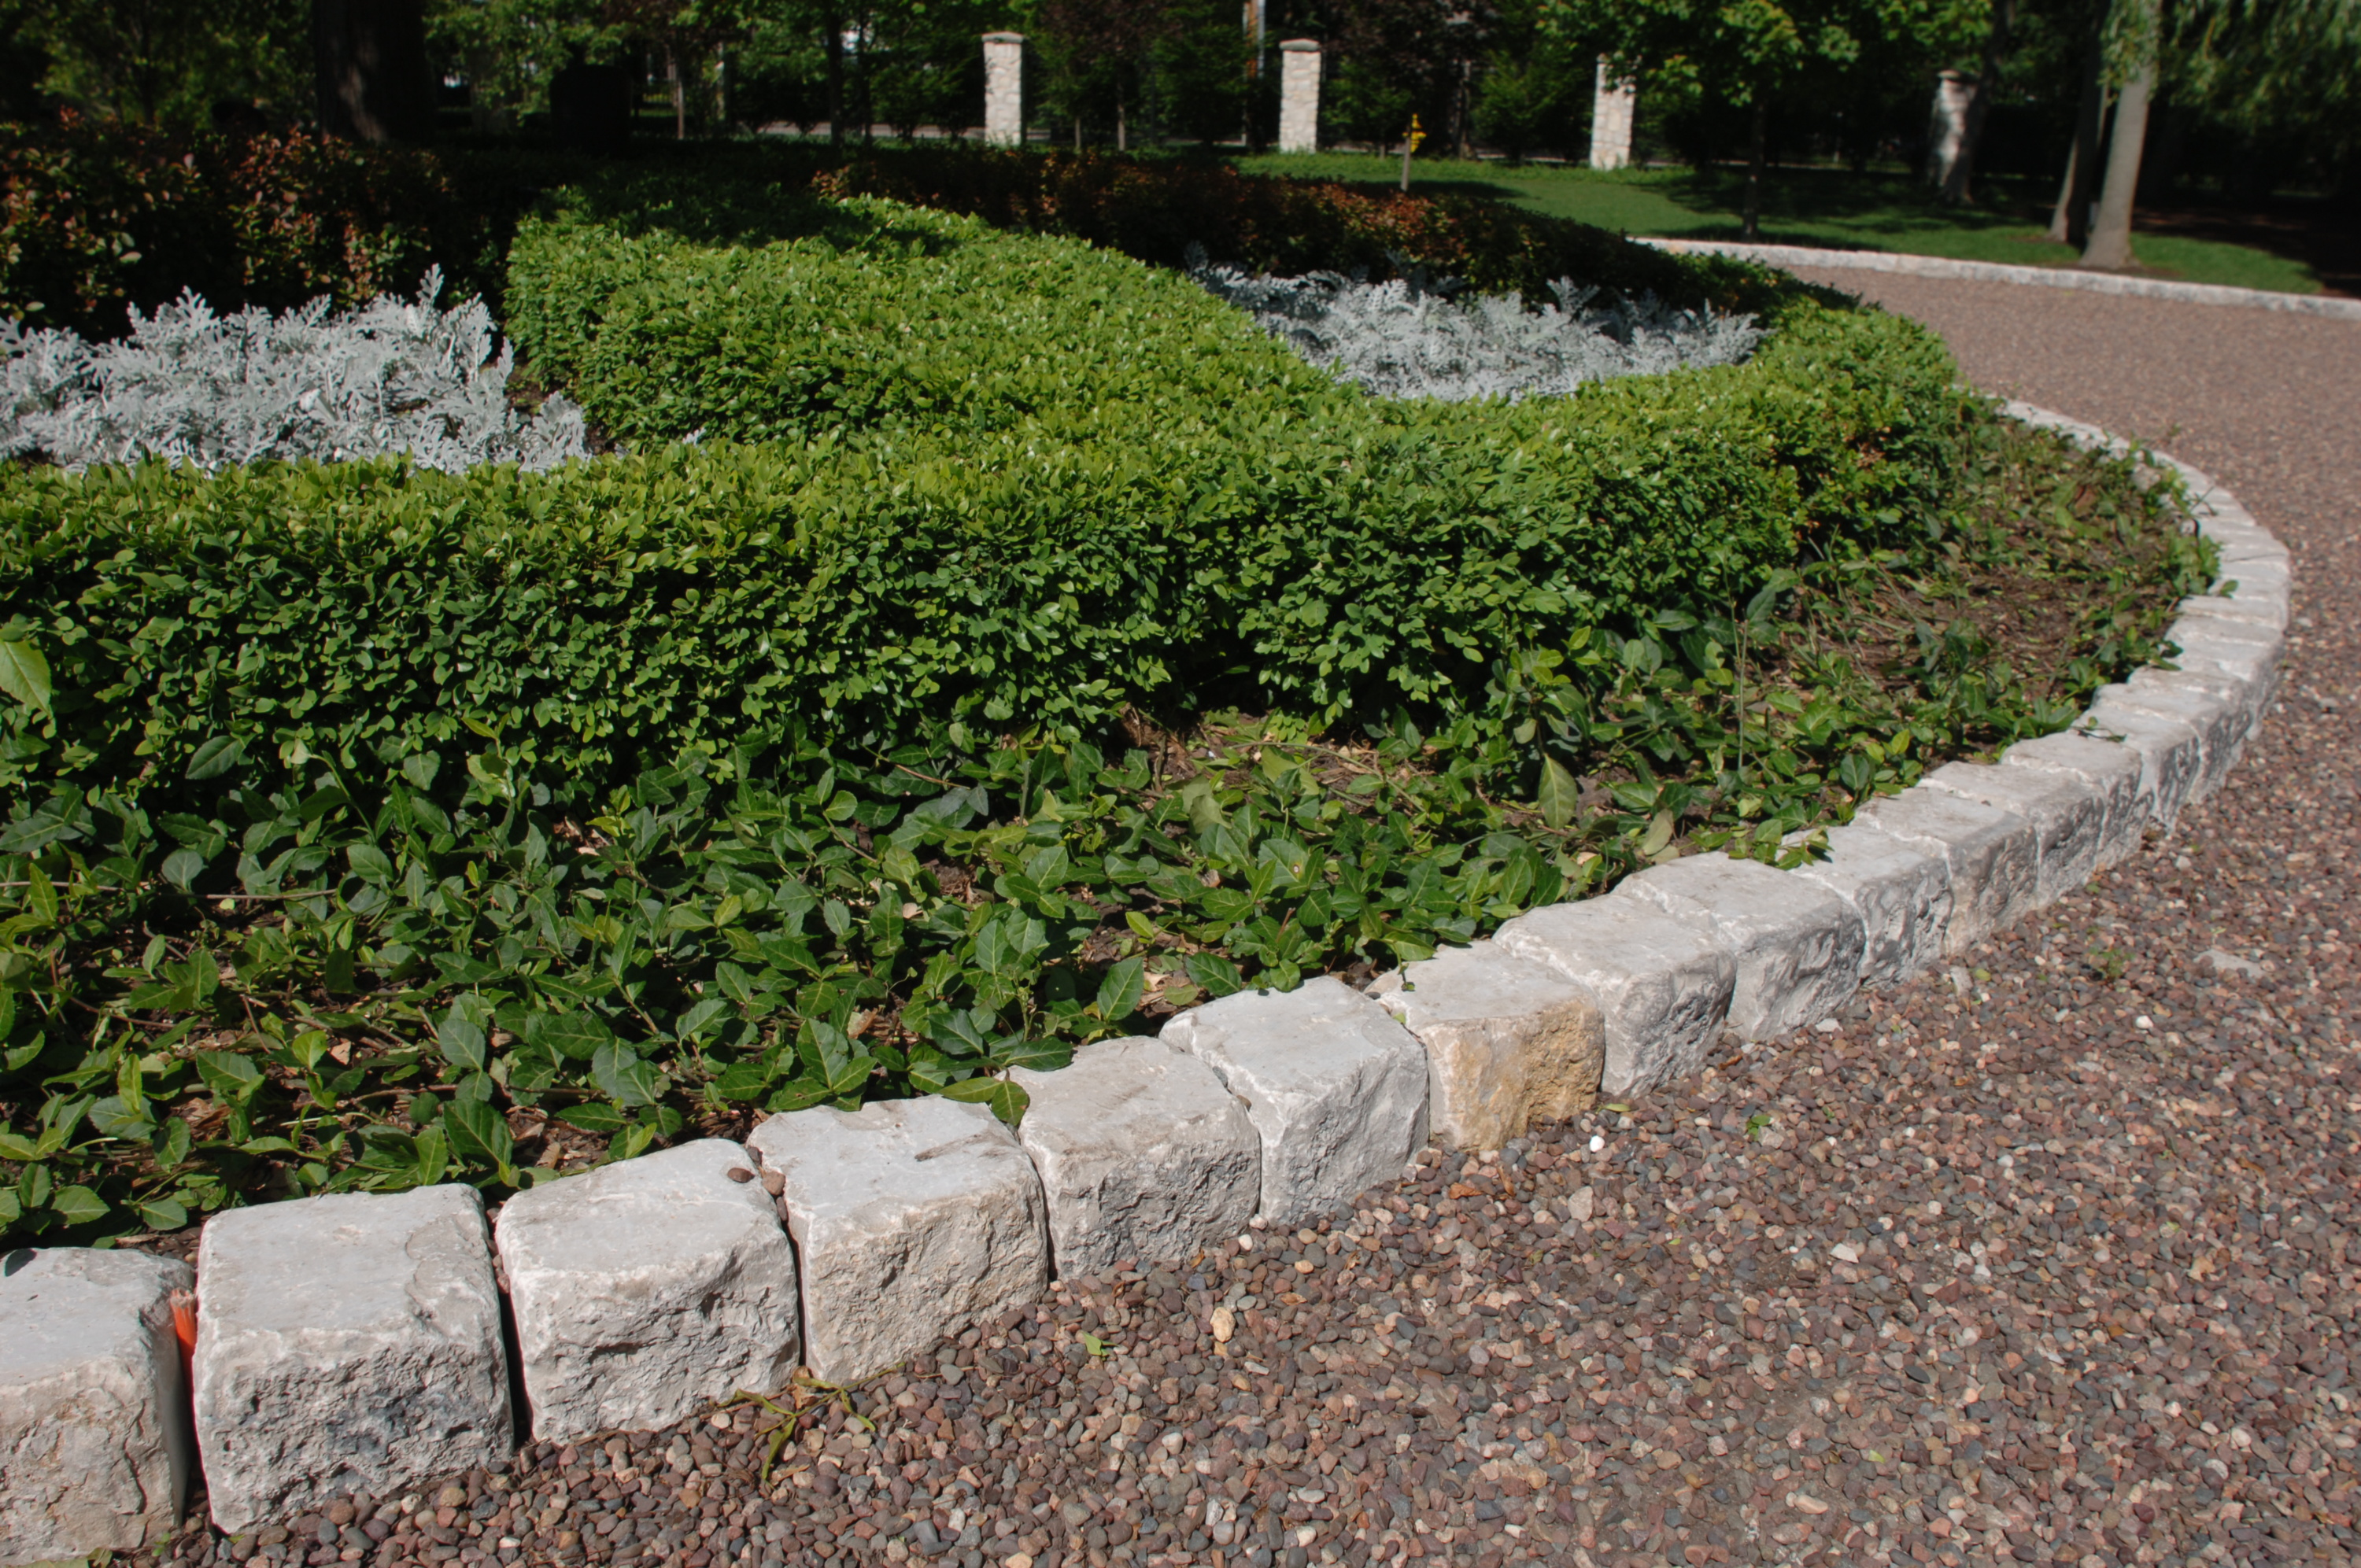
1, 1249, 192, 1561
2074, 701, 2205, 828
747, 1097, 1045, 1385
1366, 942, 1604, 1149
1999, 729, 2148, 870
1919, 761, 2108, 907
1162, 977, 1430, 1225
193, 1186, 511, 1533
1007, 1037, 1259, 1277
1621, 856, 1864, 1039
2174, 592, 2282, 629
1491, 895, 1734, 1097
493, 1138, 800, 1444
1854, 788, 2038, 955
1786, 823, 1953, 989
2101, 676, 2248, 798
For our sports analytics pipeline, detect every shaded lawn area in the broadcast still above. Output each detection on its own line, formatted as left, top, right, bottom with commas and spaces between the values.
1232, 153, 2338, 296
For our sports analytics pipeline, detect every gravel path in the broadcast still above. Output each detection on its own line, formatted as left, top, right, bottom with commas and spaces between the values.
150, 285, 2361, 1568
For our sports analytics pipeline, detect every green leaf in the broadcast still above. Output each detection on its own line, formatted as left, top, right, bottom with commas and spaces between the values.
1639, 810, 1676, 859
591, 1041, 662, 1107
137, 1195, 189, 1230
1091, 957, 1146, 1023
989, 1036, 1073, 1074
413, 1124, 451, 1186
1536, 754, 1579, 831
160, 847, 209, 891
185, 736, 245, 780
555, 1102, 630, 1133
940, 1074, 1030, 1127
525, 1010, 612, 1062
711, 1057, 777, 1101
1184, 954, 1246, 998
435, 1016, 488, 1073
194, 1051, 265, 1104
444, 1097, 514, 1167
48, 1183, 108, 1225
1179, 777, 1224, 832
0, 633, 50, 712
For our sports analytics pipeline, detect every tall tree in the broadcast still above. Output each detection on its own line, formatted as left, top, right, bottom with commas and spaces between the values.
2043, 30, 2107, 242
315, 0, 438, 140
1938, 0, 2013, 201
1033, 0, 1173, 148
2080, 0, 2157, 267
604, 0, 749, 135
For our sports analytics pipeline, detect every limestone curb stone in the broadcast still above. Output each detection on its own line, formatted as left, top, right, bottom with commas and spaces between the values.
1490, 895, 1735, 1097
2093, 677, 2248, 797
1853, 787, 2039, 956
1006, 1036, 1260, 1277
1619, 855, 1864, 1040
2175, 592, 2281, 626
493, 1138, 801, 1445
1160, 976, 1431, 1225
1919, 760, 2110, 907
192, 1186, 512, 1534
1783, 822, 1953, 990
1365, 942, 1605, 1151
0, 1248, 193, 1562
746, 1097, 1046, 1386
2131, 661, 2269, 747
2072, 702, 2208, 828
1998, 729, 2149, 871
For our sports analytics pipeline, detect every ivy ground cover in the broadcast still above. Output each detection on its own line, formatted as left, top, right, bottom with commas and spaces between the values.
0, 159, 2211, 1245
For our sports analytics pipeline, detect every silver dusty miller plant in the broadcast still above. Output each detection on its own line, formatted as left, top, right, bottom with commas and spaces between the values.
0, 269, 587, 474
1187, 244, 1764, 403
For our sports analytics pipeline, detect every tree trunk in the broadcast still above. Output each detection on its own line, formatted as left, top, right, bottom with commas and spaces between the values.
2082, 5, 2157, 271
1942, 0, 2014, 204
670, 47, 685, 139
1116, 93, 1126, 153
826, 9, 844, 146
1743, 98, 1767, 242
2045, 39, 2106, 243
312, 0, 434, 144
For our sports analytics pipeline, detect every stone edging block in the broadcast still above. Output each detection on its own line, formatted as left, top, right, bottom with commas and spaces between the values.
1490, 895, 1735, 1097
192, 1186, 512, 1534
1007, 1035, 1260, 1278
747, 1096, 1046, 1386
1619, 854, 1864, 1040
0, 1247, 194, 1562
494, 1138, 801, 1444
1366, 941, 1604, 1150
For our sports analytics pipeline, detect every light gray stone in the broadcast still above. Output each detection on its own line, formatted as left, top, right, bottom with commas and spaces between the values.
1491, 895, 1734, 1097
1853, 787, 2038, 955
2100, 675, 2249, 798
192, 1186, 511, 1533
1007, 1037, 1259, 1276
1161, 976, 1429, 1225
1366, 942, 1604, 1150
1621, 855, 1864, 1039
981, 33, 1023, 147
747, 1097, 1045, 1385
2073, 700, 2206, 828
2174, 592, 2283, 629
493, 1138, 800, 1444
1919, 760, 2108, 906
1999, 729, 2149, 870
0, 1249, 192, 1562
1277, 40, 1321, 153
1785, 822, 1953, 989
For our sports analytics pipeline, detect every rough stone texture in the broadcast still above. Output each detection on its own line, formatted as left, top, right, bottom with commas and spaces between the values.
1005, 1037, 1259, 1278
2174, 589, 2281, 626
1161, 976, 1430, 1226
1276, 40, 1321, 153
0, 1248, 192, 1561
1998, 727, 2149, 870
1785, 821, 1953, 989
2092, 674, 2249, 798
1366, 941, 1605, 1150
493, 1138, 801, 1444
981, 32, 1022, 147
1853, 785, 2038, 956
192, 1186, 511, 1533
1587, 57, 1635, 169
1621, 854, 1864, 1039
2072, 698, 2206, 828
1491, 894, 1734, 1096
747, 1097, 1045, 1386
1919, 758, 2110, 906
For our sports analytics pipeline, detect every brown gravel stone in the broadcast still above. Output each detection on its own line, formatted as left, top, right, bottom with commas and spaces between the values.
133, 279, 2360, 1568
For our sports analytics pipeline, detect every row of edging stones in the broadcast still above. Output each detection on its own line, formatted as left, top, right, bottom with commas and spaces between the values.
0, 404, 2290, 1564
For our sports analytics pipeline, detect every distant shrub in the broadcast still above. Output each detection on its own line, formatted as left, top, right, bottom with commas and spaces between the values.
1188, 247, 1765, 402
0, 270, 586, 474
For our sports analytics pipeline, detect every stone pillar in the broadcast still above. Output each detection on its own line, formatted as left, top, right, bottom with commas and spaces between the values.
1925, 69, 1975, 185
983, 32, 1024, 148
1589, 58, 1636, 171
1277, 39, 1321, 153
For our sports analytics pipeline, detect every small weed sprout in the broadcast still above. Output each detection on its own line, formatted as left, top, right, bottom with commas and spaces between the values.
0, 269, 588, 474
1187, 244, 1764, 402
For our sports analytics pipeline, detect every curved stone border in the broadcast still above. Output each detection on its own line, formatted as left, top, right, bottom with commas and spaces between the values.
1639, 236, 2361, 321
0, 405, 2288, 1552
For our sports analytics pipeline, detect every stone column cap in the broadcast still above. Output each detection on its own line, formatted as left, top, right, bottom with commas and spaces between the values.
983, 31, 1024, 42
1280, 38, 1321, 50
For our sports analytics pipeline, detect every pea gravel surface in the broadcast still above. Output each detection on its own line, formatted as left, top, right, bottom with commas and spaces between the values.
140, 282, 2360, 1568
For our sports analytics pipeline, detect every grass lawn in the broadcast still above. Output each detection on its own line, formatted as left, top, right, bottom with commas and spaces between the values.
1232, 153, 2326, 295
